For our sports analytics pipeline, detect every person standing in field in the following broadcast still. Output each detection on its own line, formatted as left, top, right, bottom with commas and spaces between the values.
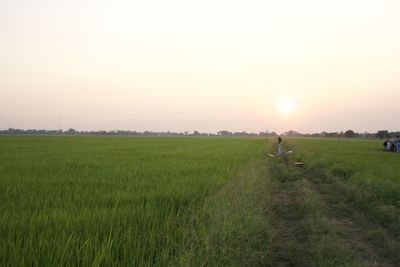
394, 135, 400, 152
394, 135, 400, 144
387, 141, 393, 151
278, 136, 283, 155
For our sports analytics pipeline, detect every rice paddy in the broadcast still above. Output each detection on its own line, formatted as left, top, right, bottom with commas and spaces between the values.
1, 136, 400, 266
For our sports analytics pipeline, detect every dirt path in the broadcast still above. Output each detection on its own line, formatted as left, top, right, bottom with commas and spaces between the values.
268, 158, 399, 266
269, 176, 310, 266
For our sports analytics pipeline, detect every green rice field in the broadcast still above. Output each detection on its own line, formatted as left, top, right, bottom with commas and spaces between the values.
0, 137, 266, 266
1, 136, 400, 266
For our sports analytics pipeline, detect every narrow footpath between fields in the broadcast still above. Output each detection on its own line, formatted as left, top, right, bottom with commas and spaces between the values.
267, 141, 400, 267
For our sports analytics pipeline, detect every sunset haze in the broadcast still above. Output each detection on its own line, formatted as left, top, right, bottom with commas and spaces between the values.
1, 0, 400, 133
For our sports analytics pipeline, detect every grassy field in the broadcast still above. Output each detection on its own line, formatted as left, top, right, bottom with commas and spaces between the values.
292, 138, 400, 233
1, 136, 400, 266
267, 138, 400, 266
0, 136, 268, 266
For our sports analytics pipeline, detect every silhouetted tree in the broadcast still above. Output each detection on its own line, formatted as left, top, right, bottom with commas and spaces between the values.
218, 130, 232, 136
375, 130, 389, 139
344, 130, 356, 138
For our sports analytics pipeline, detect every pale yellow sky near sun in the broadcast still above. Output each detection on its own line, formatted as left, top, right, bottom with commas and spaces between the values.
1, 0, 400, 133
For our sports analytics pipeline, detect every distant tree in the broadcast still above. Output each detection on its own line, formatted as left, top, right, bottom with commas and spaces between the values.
259, 131, 272, 137
283, 130, 302, 137
375, 130, 389, 139
311, 133, 323, 137
67, 128, 76, 134
344, 130, 356, 138
323, 132, 339, 138
390, 131, 400, 138
218, 130, 232, 136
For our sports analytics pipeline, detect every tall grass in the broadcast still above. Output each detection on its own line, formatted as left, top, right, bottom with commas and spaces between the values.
290, 138, 400, 235
0, 136, 265, 266
292, 138, 400, 206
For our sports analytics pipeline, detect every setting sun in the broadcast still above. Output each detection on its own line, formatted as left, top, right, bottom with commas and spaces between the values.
276, 97, 297, 115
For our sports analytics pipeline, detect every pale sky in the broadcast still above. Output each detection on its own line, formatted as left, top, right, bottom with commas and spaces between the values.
1, 0, 400, 133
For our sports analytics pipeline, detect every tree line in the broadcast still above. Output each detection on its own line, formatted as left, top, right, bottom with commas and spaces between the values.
0, 128, 278, 137
282, 130, 399, 139
1, 128, 398, 139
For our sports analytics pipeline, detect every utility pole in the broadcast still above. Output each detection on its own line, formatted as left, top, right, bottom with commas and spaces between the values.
58, 114, 61, 132
338, 131, 343, 142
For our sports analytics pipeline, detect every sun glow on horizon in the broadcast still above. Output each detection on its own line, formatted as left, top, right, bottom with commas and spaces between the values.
276, 97, 297, 115
1, 0, 400, 133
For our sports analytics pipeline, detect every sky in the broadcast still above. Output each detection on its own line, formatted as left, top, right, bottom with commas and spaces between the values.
1, 0, 400, 134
